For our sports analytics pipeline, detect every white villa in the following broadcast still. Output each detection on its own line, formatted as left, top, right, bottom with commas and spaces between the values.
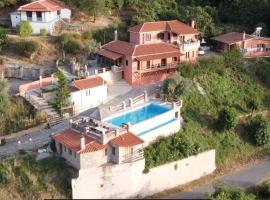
10, 0, 71, 35
69, 77, 108, 115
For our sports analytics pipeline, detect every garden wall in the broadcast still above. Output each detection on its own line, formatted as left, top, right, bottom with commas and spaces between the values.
71, 149, 216, 199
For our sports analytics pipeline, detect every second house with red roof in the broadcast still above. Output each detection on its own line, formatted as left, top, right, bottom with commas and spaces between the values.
97, 20, 201, 87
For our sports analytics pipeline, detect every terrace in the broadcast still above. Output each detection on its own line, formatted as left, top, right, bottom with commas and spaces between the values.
70, 117, 126, 144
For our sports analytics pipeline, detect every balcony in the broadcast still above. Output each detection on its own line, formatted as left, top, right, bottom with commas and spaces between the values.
139, 62, 179, 73
179, 41, 200, 52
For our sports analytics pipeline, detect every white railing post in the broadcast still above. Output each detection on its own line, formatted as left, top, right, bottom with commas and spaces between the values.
39, 75, 42, 88
123, 101, 126, 110
144, 91, 148, 102
129, 98, 133, 107
102, 68, 106, 73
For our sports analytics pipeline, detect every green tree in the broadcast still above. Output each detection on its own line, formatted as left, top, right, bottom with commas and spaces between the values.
246, 98, 259, 116
0, 27, 7, 52
18, 21, 33, 37
222, 47, 243, 69
54, 70, 70, 114
249, 116, 270, 146
207, 182, 256, 200
0, 78, 10, 115
217, 107, 237, 131
79, 0, 106, 22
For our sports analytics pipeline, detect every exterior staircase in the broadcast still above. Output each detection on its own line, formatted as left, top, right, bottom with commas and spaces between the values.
24, 91, 63, 127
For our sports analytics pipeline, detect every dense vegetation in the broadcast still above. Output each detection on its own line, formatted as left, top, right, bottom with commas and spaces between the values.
13, 40, 39, 58
0, 79, 46, 136
0, 155, 71, 199
144, 52, 270, 171
208, 180, 270, 200
62, 0, 270, 37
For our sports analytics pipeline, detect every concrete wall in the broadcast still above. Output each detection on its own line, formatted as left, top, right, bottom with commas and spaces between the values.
71, 149, 216, 199
70, 84, 107, 115
98, 70, 122, 84
80, 150, 108, 170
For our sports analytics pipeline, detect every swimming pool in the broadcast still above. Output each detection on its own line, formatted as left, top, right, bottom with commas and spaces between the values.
105, 102, 171, 127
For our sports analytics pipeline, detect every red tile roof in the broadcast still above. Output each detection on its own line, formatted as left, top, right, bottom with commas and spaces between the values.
133, 43, 180, 56
0, 64, 5, 73
212, 32, 254, 45
18, 0, 63, 12
53, 129, 105, 154
97, 49, 123, 60
101, 41, 181, 58
110, 132, 144, 147
103, 40, 135, 56
73, 77, 106, 90
128, 20, 200, 35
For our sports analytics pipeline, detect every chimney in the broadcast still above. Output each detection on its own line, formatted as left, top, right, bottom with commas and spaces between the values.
80, 134, 85, 150
191, 20, 195, 28
114, 30, 118, 41
243, 31, 246, 40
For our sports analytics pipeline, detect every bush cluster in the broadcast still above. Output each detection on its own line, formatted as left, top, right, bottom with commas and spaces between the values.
144, 133, 202, 172
13, 41, 39, 58
217, 107, 237, 131
59, 33, 82, 54
18, 21, 33, 37
249, 116, 270, 146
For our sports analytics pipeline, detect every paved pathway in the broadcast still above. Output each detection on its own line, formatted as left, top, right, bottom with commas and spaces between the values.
164, 160, 270, 199
0, 120, 69, 158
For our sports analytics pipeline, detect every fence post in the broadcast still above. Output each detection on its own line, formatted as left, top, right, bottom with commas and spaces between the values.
39, 75, 42, 88
102, 68, 106, 73
129, 98, 133, 107
144, 90, 148, 102
123, 101, 126, 110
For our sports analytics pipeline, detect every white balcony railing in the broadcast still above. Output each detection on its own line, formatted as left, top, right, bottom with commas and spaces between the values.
180, 41, 200, 51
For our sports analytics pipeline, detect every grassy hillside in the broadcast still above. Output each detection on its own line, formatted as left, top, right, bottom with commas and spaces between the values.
0, 154, 72, 200
144, 55, 270, 172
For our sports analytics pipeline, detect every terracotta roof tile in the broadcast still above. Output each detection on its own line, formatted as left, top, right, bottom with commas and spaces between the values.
101, 41, 181, 58
212, 32, 254, 45
97, 49, 123, 60
133, 43, 180, 57
128, 20, 200, 35
102, 40, 135, 56
110, 132, 144, 147
73, 77, 105, 90
18, 0, 63, 12
53, 129, 105, 154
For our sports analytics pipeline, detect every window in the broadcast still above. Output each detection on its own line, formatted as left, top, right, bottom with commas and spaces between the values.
137, 61, 140, 70
112, 147, 116, 155
173, 57, 178, 62
145, 34, 151, 41
64, 146, 66, 152
57, 10, 60, 16
105, 148, 107, 156
180, 35, 185, 42
126, 60, 128, 66
74, 152, 77, 158
157, 32, 164, 40
147, 61, 150, 69
185, 52, 190, 59
26, 11, 32, 21
68, 149, 72, 155
36, 12, 42, 21
161, 58, 166, 66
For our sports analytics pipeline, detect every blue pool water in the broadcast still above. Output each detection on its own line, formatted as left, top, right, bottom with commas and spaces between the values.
106, 103, 171, 127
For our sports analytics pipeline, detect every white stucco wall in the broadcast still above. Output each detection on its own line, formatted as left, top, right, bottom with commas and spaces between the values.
10, 12, 21, 27
138, 119, 181, 146
71, 149, 216, 199
70, 84, 107, 115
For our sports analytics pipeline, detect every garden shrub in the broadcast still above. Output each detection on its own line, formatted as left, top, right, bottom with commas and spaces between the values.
40, 28, 47, 36
13, 41, 39, 58
82, 31, 92, 40
18, 21, 33, 37
144, 133, 202, 172
255, 59, 270, 87
0, 26, 7, 51
217, 107, 237, 131
164, 72, 193, 101
249, 116, 270, 146
64, 40, 81, 54
207, 182, 256, 200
